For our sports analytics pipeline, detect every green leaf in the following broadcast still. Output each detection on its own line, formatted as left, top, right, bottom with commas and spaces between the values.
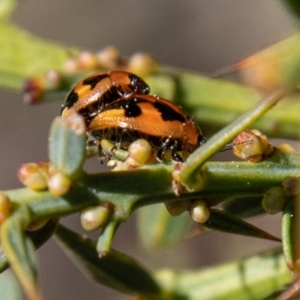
146, 73, 177, 100
49, 117, 86, 178
0, 21, 77, 89
0, 219, 58, 273
281, 197, 300, 272
96, 219, 121, 256
0, 205, 41, 300
27, 219, 58, 248
0, 271, 23, 300
137, 204, 192, 249
0, 248, 8, 273
153, 248, 291, 300
203, 209, 281, 242
221, 196, 265, 218
54, 224, 160, 296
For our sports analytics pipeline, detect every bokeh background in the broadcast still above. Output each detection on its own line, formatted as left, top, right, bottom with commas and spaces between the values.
0, 1, 298, 299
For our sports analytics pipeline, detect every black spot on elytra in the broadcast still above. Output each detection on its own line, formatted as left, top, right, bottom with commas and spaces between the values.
153, 101, 185, 122
63, 89, 79, 110
104, 98, 142, 118
82, 73, 108, 89
124, 101, 142, 117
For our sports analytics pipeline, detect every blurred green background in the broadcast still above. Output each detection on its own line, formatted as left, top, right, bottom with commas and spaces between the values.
0, 1, 297, 299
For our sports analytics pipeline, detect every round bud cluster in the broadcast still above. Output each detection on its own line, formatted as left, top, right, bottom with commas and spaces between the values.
18, 162, 72, 196
63, 46, 157, 78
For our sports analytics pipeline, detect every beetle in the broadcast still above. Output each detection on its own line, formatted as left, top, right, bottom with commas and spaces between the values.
61, 70, 150, 124
87, 94, 205, 162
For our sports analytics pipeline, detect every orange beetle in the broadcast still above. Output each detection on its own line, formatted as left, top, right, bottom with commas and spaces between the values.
61, 70, 150, 123
88, 95, 205, 162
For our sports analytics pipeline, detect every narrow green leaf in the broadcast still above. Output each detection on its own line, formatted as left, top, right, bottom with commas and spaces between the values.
153, 249, 291, 300
0, 271, 23, 300
96, 219, 121, 256
222, 196, 265, 218
137, 204, 192, 249
282, 200, 293, 270
55, 224, 160, 296
27, 219, 58, 248
146, 73, 177, 100
0, 219, 58, 273
291, 195, 300, 271
0, 248, 8, 273
203, 209, 281, 242
226, 33, 300, 94
49, 117, 86, 178
0, 205, 41, 300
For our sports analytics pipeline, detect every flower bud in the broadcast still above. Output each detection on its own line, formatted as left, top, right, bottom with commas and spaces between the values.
22, 78, 43, 104
262, 186, 289, 214
96, 46, 122, 69
47, 172, 72, 196
277, 143, 296, 154
44, 69, 61, 90
126, 139, 153, 167
18, 163, 48, 191
63, 58, 80, 73
189, 200, 210, 223
77, 51, 99, 71
80, 205, 111, 231
128, 53, 158, 77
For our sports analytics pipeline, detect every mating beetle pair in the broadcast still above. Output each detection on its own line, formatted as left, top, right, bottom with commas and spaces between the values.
61, 70, 205, 162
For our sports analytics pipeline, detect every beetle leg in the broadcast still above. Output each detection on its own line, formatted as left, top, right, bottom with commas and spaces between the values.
159, 138, 170, 161
157, 138, 172, 162
109, 129, 127, 158
157, 138, 183, 163
98, 146, 106, 162
86, 137, 106, 163
170, 140, 183, 163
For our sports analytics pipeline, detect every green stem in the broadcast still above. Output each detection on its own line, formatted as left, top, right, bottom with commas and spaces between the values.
180, 90, 285, 190
5, 150, 300, 221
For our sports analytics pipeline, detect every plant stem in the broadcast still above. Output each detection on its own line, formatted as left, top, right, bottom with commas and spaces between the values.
180, 90, 285, 190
